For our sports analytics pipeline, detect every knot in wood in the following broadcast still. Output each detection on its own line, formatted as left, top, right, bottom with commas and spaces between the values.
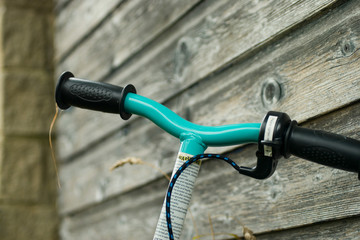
174, 37, 195, 82
341, 40, 355, 56
261, 78, 282, 107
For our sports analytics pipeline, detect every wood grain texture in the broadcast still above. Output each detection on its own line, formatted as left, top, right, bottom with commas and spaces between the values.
57, 0, 360, 214
56, 0, 340, 160
256, 216, 360, 240
55, 0, 122, 60
59, 102, 360, 239
55, 0, 360, 238
56, 0, 202, 76
60, 176, 167, 240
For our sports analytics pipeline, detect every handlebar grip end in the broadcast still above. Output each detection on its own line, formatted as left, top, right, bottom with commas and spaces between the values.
55, 71, 137, 120
55, 71, 74, 110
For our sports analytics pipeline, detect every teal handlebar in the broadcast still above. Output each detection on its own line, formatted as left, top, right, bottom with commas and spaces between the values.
55, 72, 274, 179
125, 93, 260, 146
55, 71, 360, 180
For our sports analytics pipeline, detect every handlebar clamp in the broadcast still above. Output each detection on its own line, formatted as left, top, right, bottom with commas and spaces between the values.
238, 111, 291, 179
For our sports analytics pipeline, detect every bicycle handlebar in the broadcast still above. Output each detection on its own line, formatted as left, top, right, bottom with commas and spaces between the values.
55, 71, 360, 179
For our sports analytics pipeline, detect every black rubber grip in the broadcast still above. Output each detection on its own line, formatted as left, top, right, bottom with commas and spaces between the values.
55, 71, 136, 120
286, 124, 360, 173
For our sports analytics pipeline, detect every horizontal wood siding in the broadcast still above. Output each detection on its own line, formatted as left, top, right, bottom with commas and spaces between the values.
60, 102, 360, 239
55, 0, 123, 60
57, 0, 339, 159
55, 0, 360, 239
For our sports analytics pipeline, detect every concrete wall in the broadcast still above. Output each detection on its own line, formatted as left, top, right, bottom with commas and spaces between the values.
0, 0, 58, 239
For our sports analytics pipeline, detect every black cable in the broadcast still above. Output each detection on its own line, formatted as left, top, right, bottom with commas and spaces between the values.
166, 154, 242, 240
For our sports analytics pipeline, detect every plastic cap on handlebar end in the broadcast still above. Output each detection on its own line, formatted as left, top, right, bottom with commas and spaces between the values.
119, 84, 136, 120
55, 71, 74, 110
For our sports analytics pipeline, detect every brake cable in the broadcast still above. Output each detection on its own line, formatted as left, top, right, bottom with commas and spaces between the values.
165, 154, 242, 240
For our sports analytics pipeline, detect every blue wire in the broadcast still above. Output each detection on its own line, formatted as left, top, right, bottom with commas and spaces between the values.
165, 154, 242, 240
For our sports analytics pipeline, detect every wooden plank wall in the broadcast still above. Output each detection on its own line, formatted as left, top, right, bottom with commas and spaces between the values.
55, 0, 360, 239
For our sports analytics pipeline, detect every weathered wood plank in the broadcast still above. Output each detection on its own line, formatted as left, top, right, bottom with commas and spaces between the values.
60, 176, 167, 239
59, 102, 360, 239
58, 0, 338, 85
56, 0, 340, 158
256, 216, 360, 240
55, 0, 122, 60
57, 0, 360, 213
58, 117, 179, 213
56, 0, 202, 75
63, 214, 360, 240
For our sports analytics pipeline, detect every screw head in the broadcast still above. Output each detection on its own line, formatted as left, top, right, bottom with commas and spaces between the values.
261, 78, 282, 107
